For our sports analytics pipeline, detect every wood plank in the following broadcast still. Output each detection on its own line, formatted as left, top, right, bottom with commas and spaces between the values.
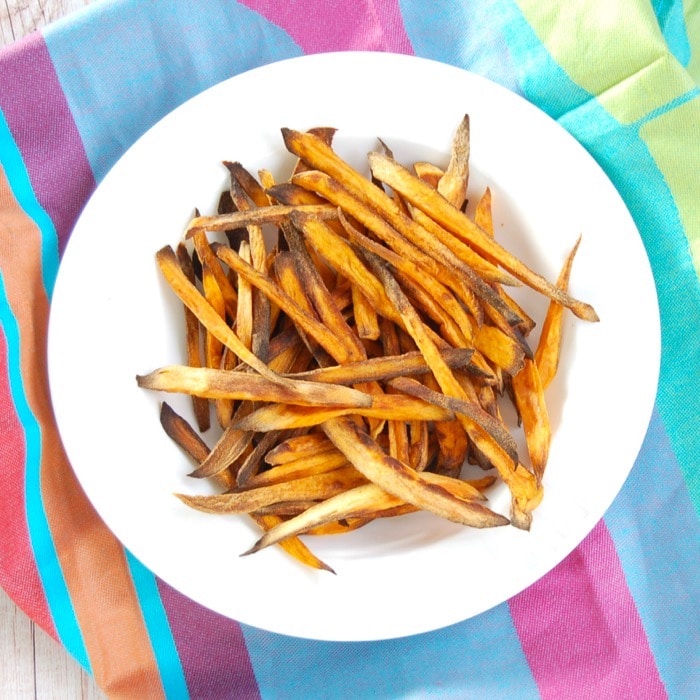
34, 618, 107, 699
0, 0, 94, 47
0, 586, 36, 697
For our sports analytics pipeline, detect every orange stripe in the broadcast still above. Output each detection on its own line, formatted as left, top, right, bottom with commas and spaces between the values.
0, 168, 165, 698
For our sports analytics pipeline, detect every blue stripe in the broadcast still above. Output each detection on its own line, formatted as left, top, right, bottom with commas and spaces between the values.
652, 0, 692, 66
399, 0, 522, 94
630, 86, 700, 128
43, 0, 302, 183
125, 551, 190, 700
605, 408, 700, 698
0, 272, 90, 671
241, 603, 537, 698
0, 109, 60, 298
501, 4, 700, 693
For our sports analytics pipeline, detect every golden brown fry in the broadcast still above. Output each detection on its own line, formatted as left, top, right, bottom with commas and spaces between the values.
535, 236, 581, 389
233, 394, 453, 432
473, 323, 526, 376
177, 466, 367, 514
511, 358, 550, 484
245, 450, 350, 488
190, 230, 238, 319
158, 403, 331, 571
438, 114, 470, 209
187, 204, 337, 234
136, 365, 373, 408
413, 161, 444, 188
351, 284, 381, 340
388, 376, 519, 466
321, 416, 509, 528
287, 347, 472, 385
235, 240, 254, 350
224, 161, 270, 209
215, 242, 367, 364
367, 152, 599, 322
264, 432, 334, 465
155, 245, 281, 383
175, 243, 210, 432
474, 186, 494, 236
338, 210, 478, 342
290, 213, 400, 324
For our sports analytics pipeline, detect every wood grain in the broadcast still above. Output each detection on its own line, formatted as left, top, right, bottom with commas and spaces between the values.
1, 585, 107, 698
1, 2, 106, 693
1, 0, 94, 46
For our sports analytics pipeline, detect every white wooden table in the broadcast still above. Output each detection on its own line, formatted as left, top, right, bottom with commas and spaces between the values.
1, 6, 107, 698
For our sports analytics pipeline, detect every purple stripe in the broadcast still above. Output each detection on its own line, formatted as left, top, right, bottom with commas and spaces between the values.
156, 579, 261, 699
509, 520, 667, 699
0, 34, 95, 254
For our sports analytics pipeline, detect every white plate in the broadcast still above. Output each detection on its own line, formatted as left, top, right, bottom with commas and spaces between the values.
48, 52, 660, 641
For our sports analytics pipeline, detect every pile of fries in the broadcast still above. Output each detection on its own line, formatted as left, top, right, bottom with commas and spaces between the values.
137, 116, 597, 572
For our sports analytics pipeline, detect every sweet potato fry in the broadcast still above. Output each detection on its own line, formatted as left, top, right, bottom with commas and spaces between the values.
535, 236, 581, 389
321, 416, 509, 528
175, 244, 210, 432
368, 152, 599, 322
186, 204, 337, 235
140, 117, 598, 566
287, 347, 472, 385
177, 465, 367, 514
511, 357, 550, 483
155, 245, 281, 383
136, 365, 372, 408
233, 394, 454, 432
158, 402, 331, 571
438, 114, 470, 210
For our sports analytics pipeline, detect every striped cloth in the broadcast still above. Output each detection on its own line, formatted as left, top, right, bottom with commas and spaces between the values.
1, 1, 699, 697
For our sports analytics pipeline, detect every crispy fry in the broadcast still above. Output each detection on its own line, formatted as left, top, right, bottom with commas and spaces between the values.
511, 357, 550, 484
438, 114, 470, 209
233, 393, 454, 431
264, 432, 334, 465
155, 245, 282, 383
177, 466, 367, 514
321, 416, 509, 528
286, 347, 472, 385
175, 243, 210, 432
141, 117, 597, 567
535, 236, 581, 389
136, 365, 373, 408
158, 403, 331, 571
368, 152, 599, 322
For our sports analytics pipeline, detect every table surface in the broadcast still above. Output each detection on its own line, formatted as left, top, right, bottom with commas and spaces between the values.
1, 5, 106, 698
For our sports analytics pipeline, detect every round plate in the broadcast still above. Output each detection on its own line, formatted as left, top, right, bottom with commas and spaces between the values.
48, 52, 660, 641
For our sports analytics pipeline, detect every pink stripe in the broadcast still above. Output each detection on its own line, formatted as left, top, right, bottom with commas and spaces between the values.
156, 579, 260, 699
0, 34, 95, 254
241, 0, 413, 54
509, 520, 666, 699
0, 328, 55, 636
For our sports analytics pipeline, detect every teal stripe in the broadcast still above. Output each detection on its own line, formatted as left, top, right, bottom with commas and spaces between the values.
631, 85, 700, 127
653, 0, 692, 66
125, 551, 190, 700
0, 109, 60, 298
0, 272, 90, 671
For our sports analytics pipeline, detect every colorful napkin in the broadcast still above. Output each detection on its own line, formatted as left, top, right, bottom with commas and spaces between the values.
1, 1, 699, 697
